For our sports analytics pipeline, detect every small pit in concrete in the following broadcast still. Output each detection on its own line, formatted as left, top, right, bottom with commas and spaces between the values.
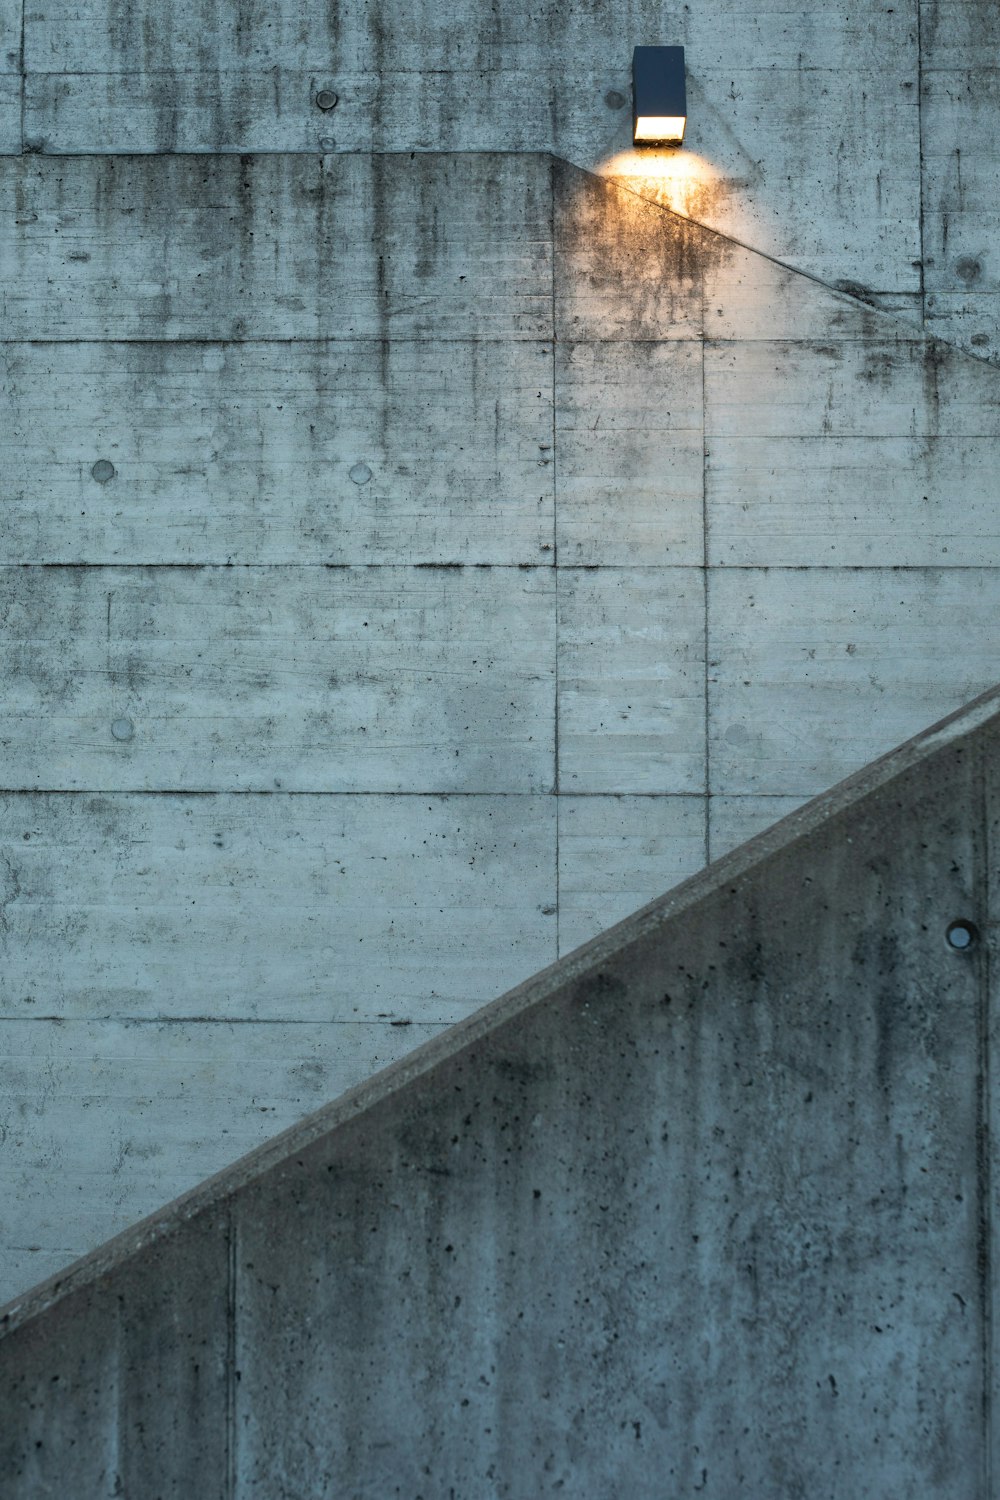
945, 919, 978, 951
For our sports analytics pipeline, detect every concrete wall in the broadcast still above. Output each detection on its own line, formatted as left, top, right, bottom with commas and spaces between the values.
2, 0, 1000, 1301
4, 0, 1000, 362
2, 688, 998, 1497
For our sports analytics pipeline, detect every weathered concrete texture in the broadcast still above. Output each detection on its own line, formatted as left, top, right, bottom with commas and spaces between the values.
1, 564, 555, 792
708, 794, 808, 862
15, 1, 921, 295
0, 154, 552, 342
705, 336, 1000, 437
1, 340, 555, 565
552, 161, 922, 345
709, 568, 1000, 796
705, 338, 1000, 565
0, 793, 556, 1021
1, 1211, 231, 1498
0, 1017, 446, 1288
920, 1, 1000, 353
0, 791, 555, 1298
557, 794, 705, 953
707, 433, 1000, 567
0, 76, 16, 152
5, 152, 1000, 1298
557, 567, 706, 794
2, 690, 997, 1498
0, 0, 16, 70
5, 0, 1000, 357
555, 340, 702, 566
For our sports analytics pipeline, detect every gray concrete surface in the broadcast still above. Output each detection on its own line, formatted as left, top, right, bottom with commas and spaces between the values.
4, 143, 1000, 1301
5, 0, 1000, 1309
2, 686, 998, 1498
4, 0, 998, 361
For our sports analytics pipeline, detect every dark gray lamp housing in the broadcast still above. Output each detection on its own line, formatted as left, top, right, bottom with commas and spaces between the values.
632, 46, 686, 145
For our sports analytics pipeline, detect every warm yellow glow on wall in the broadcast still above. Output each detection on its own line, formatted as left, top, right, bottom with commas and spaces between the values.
598, 148, 721, 222
633, 115, 686, 144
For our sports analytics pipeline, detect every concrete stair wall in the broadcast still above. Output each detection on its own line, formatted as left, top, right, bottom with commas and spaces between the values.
6, 150, 1000, 1300
2, 686, 998, 1497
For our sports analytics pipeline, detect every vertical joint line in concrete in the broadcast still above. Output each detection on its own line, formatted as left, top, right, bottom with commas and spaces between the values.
18, 0, 24, 152
550, 156, 558, 572
701, 337, 710, 868
980, 747, 995, 1493
226, 1206, 237, 1499
916, 0, 927, 329
550, 156, 561, 957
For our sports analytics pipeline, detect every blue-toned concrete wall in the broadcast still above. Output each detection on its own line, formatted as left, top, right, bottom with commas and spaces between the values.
1, 1, 999, 1298
2, 689, 998, 1497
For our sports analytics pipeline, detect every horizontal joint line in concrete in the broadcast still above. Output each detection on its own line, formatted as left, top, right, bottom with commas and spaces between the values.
5, 1247, 79, 1255
0, 787, 557, 798
705, 434, 1000, 442
19, 64, 883, 77
0, 1016, 453, 1027
0, 788, 701, 801
0, 335, 623, 348
705, 791, 812, 798
12, 147, 554, 161
0, 336, 555, 347
1, 562, 556, 571
3, 564, 992, 577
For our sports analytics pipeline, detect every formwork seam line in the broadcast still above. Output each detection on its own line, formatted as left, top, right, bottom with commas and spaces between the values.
550, 155, 561, 960
701, 334, 711, 865
226, 1205, 237, 1500
980, 737, 995, 1492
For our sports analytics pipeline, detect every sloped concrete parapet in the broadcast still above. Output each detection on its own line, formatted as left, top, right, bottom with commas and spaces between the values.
2, 686, 999, 1496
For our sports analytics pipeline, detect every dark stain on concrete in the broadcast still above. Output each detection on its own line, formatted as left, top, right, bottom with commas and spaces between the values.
553, 160, 736, 339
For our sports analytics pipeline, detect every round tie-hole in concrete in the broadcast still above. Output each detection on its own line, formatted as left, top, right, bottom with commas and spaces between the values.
91, 459, 116, 483
349, 462, 373, 485
111, 717, 135, 742
945, 919, 978, 951
315, 90, 338, 111
604, 89, 626, 110
955, 256, 982, 285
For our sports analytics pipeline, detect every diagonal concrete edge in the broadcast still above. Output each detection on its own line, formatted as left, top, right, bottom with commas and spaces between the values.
568, 155, 997, 369
3, 677, 998, 1340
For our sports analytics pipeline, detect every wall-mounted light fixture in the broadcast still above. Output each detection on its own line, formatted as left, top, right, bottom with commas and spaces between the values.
632, 46, 686, 145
